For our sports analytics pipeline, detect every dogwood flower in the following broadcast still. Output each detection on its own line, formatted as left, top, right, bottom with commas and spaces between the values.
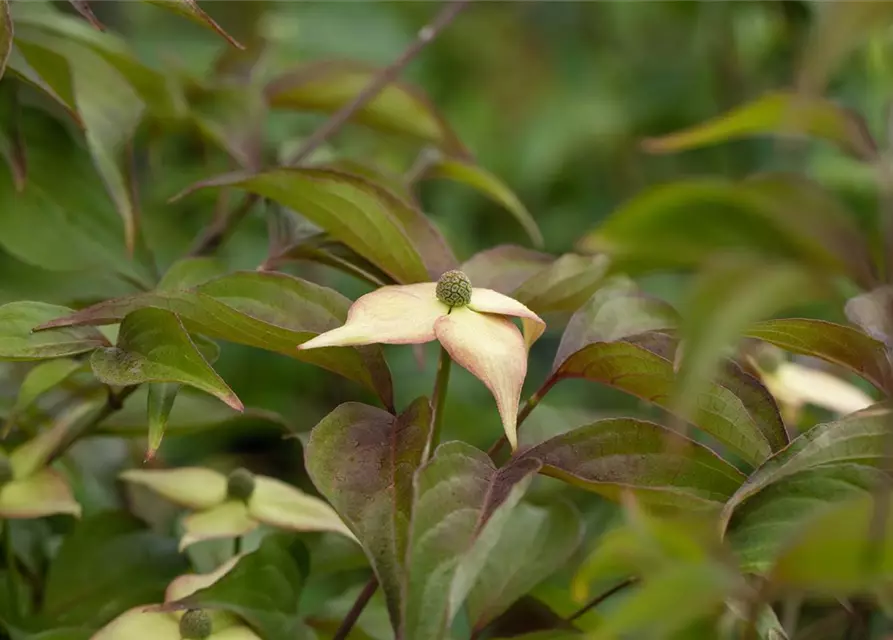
120, 466, 356, 550
298, 270, 545, 449
92, 554, 259, 639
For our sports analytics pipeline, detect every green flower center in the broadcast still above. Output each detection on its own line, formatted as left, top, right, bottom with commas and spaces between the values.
0, 454, 13, 487
179, 609, 212, 639
436, 270, 472, 308
226, 467, 256, 502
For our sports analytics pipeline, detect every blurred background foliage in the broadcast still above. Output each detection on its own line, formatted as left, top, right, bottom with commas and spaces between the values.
2, 1, 893, 637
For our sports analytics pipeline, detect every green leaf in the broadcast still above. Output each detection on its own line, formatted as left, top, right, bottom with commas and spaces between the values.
156, 257, 228, 292
0, 302, 108, 361
90, 308, 242, 410
517, 418, 745, 511
34, 271, 394, 409
798, 2, 893, 96
178, 533, 308, 640
402, 443, 541, 640
175, 169, 431, 284
146, 382, 178, 461
189, 83, 264, 170
673, 260, 820, 442
41, 510, 187, 627
143, 0, 243, 49
727, 464, 884, 573
265, 60, 468, 156
13, 28, 145, 252
422, 156, 543, 248
720, 406, 892, 532
0, 0, 11, 80
591, 563, 740, 640
305, 399, 429, 629
578, 175, 875, 288
7, 358, 84, 428
642, 92, 877, 161
551, 333, 774, 467
462, 245, 554, 294
770, 492, 893, 596
11, 7, 180, 115
744, 318, 893, 394
466, 500, 584, 633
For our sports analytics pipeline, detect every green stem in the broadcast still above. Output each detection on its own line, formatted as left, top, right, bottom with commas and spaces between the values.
425, 345, 452, 460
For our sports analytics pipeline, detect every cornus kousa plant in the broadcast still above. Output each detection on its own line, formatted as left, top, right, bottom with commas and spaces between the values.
6, 2, 893, 640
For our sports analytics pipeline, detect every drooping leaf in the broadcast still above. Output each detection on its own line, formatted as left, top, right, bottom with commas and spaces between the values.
401, 442, 541, 640
175, 169, 432, 284
0, 302, 108, 361
66, 0, 103, 30
13, 28, 145, 252
41, 511, 187, 628
551, 334, 774, 467
744, 318, 893, 393
11, 7, 180, 115
7, 358, 84, 428
0, 0, 12, 80
720, 405, 893, 531
727, 464, 885, 573
265, 60, 468, 157
156, 257, 228, 292
422, 156, 543, 247
517, 418, 745, 511
467, 500, 584, 633
305, 399, 429, 628
577, 175, 875, 288
189, 82, 264, 169
178, 534, 308, 640
145, 382, 178, 461
642, 92, 877, 161
90, 308, 242, 410
34, 271, 394, 409
798, 1, 893, 96
143, 0, 244, 49
770, 492, 893, 596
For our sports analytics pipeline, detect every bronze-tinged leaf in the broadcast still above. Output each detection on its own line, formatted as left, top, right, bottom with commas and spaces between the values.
516, 418, 745, 511
143, 0, 243, 49
34, 271, 394, 409
173, 169, 433, 284
462, 245, 554, 294
0, 301, 109, 361
67, 0, 104, 30
265, 60, 468, 157
305, 399, 429, 629
744, 318, 893, 394
0, 0, 12, 80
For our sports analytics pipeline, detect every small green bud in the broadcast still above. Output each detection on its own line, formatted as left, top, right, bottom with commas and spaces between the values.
436, 270, 472, 308
179, 609, 212, 639
226, 467, 256, 501
0, 453, 13, 486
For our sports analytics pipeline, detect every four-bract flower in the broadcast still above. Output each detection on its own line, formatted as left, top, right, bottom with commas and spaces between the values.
92, 554, 259, 639
120, 466, 356, 550
298, 270, 545, 449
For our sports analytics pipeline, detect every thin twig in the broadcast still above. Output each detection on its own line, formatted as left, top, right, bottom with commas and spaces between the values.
188, 194, 258, 257
286, 0, 472, 167
567, 577, 638, 623
333, 576, 378, 640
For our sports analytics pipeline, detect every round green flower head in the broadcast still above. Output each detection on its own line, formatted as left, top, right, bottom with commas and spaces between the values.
179, 609, 212, 639
226, 467, 256, 502
436, 270, 472, 308
0, 453, 12, 486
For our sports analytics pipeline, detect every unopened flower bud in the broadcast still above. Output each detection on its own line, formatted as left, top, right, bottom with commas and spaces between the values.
226, 467, 255, 502
436, 270, 472, 308
179, 609, 212, 639
0, 453, 13, 486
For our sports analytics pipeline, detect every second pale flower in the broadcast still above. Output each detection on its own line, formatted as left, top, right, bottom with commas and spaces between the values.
298, 270, 545, 449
